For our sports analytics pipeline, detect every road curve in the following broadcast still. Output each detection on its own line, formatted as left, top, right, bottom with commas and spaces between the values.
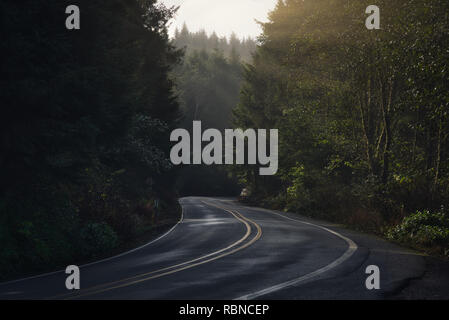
0, 197, 425, 300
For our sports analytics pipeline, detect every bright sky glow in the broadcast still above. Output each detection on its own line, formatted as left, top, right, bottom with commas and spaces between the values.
158, 0, 278, 39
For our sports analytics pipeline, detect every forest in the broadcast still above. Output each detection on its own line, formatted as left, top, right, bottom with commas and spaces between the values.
1, 0, 448, 281
171, 26, 255, 196
0, 0, 182, 280
173, 24, 256, 63
0, 0, 253, 280
233, 0, 449, 256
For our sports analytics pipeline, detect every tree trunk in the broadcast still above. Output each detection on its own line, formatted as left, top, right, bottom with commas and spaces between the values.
380, 78, 394, 184
358, 76, 378, 176
432, 115, 442, 203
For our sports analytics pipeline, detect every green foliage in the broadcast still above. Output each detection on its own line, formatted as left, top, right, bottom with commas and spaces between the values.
80, 222, 119, 258
387, 208, 449, 255
285, 165, 312, 212
232, 0, 449, 243
172, 28, 250, 196
173, 48, 243, 131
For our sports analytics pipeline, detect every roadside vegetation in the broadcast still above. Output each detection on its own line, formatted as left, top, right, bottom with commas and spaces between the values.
387, 208, 449, 256
232, 0, 449, 257
0, 0, 181, 280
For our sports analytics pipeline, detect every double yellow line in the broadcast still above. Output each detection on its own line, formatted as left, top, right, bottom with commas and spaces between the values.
53, 201, 261, 300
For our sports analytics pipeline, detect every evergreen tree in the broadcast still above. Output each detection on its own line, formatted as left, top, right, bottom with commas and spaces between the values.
0, 0, 182, 279
233, 0, 449, 241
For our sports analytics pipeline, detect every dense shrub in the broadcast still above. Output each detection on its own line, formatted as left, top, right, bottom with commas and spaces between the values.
80, 222, 119, 258
387, 208, 449, 256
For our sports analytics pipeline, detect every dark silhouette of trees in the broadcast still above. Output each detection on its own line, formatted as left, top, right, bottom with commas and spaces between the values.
0, 0, 182, 279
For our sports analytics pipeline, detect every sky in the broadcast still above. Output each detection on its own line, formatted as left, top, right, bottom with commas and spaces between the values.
158, 0, 278, 39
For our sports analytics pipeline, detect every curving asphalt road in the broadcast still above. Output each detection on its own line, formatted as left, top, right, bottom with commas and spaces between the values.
0, 197, 426, 300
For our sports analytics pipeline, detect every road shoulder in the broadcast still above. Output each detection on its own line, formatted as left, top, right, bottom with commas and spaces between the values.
233, 199, 449, 299
388, 256, 449, 300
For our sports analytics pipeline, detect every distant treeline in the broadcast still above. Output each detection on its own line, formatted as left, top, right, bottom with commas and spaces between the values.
0, 0, 182, 279
171, 26, 255, 196
233, 0, 449, 255
173, 24, 257, 62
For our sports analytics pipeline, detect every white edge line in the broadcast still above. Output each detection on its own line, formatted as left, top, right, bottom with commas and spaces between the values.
235, 208, 358, 300
0, 202, 185, 287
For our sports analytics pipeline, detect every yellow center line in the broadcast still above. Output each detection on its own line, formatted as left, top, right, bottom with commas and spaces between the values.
55, 201, 262, 300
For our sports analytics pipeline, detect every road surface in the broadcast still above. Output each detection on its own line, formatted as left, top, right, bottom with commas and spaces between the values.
0, 197, 426, 300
